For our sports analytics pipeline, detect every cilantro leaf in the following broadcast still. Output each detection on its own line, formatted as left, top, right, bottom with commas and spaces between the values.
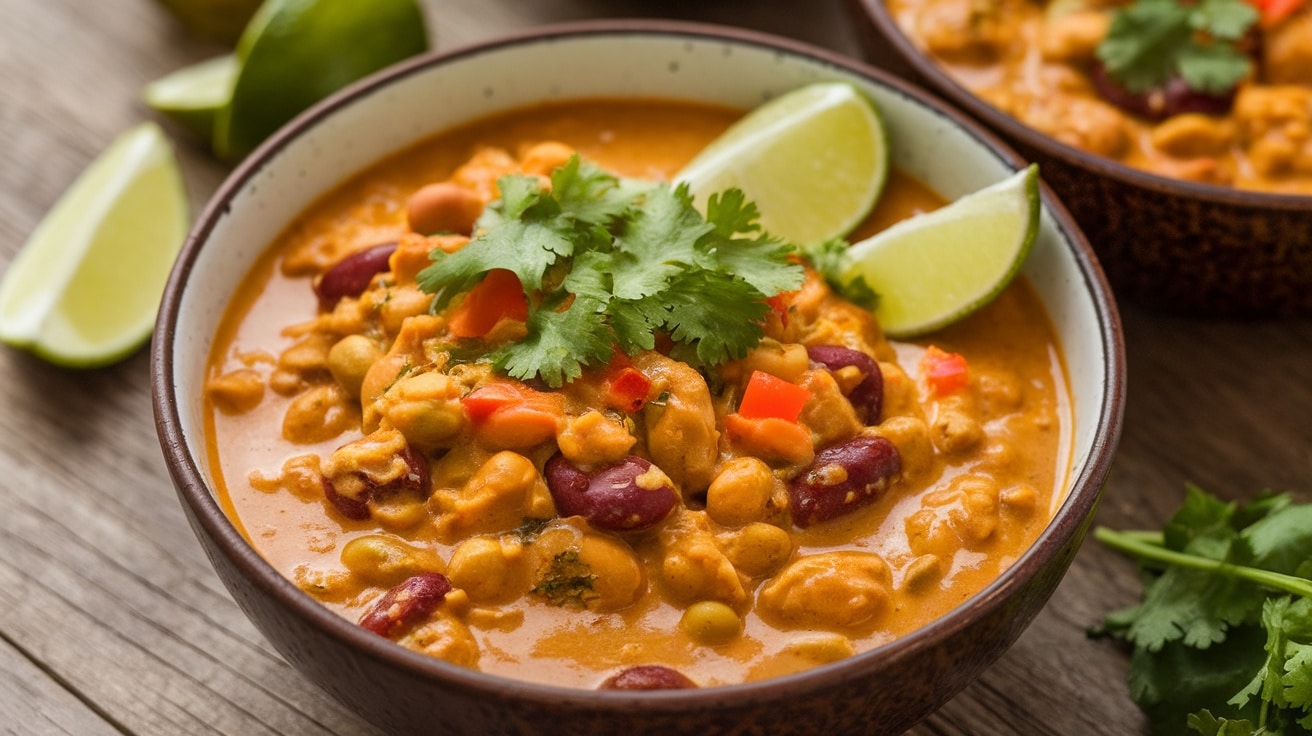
417, 154, 803, 387
1097, 0, 1257, 95
1097, 486, 1312, 735
804, 237, 879, 311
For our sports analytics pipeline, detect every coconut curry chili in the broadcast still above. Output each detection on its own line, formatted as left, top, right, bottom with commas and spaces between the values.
888, 0, 1312, 194
204, 98, 1071, 689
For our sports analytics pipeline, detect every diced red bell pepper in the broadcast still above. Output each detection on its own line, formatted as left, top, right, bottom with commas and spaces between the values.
602, 353, 652, 413
461, 381, 563, 448
920, 345, 970, 397
765, 292, 794, 328
448, 268, 529, 338
738, 370, 812, 423
1248, 0, 1306, 26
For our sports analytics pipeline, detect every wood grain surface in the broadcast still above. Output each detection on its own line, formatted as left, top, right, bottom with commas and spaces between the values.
2, 1, 1310, 734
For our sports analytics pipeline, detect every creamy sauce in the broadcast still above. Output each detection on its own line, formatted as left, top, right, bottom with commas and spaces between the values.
205, 98, 1072, 688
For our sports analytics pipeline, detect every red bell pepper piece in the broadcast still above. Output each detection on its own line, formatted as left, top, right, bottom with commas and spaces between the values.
448, 268, 529, 338
738, 370, 812, 423
1248, 0, 1306, 26
920, 345, 970, 397
603, 353, 652, 413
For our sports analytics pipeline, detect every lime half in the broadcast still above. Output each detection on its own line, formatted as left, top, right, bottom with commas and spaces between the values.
842, 164, 1041, 339
144, 54, 239, 142
0, 123, 190, 368
676, 82, 888, 246
214, 0, 429, 159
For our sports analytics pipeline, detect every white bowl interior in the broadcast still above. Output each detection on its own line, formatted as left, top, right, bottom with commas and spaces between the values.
168, 30, 1112, 548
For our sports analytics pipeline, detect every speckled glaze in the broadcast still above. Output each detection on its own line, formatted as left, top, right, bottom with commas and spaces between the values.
152, 21, 1125, 736
847, 0, 1312, 318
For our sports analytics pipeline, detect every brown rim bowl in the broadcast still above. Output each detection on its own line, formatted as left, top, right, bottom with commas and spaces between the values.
151, 20, 1125, 736
847, 0, 1312, 318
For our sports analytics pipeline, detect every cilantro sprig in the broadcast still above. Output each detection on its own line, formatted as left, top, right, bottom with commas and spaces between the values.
1096, 0, 1258, 95
1094, 484, 1312, 735
416, 155, 804, 387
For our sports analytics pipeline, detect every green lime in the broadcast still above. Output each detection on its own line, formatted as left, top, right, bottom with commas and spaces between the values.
0, 123, 190, 368
144, 54, 239, 142
841, 164, 1041, 339
676, 82, 888, 246
214, 0, 429, 159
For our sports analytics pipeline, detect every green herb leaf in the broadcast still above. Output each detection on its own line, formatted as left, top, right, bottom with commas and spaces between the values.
1097, 485, 1312, 734
805, 237, 878, 311
1096, 0, 1257, 95
417, 155, 805, 387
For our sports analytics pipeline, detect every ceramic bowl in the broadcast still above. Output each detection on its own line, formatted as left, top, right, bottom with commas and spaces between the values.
846, 0, 1312, 318
152, 20, 1125, 736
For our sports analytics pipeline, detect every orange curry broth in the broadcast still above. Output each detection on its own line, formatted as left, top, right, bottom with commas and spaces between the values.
889, 0, 1312, 194
204, 98, 1073, 688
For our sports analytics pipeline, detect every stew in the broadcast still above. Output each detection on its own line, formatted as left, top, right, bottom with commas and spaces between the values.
888, 0, 1312, 194
204, 98, 1072, 689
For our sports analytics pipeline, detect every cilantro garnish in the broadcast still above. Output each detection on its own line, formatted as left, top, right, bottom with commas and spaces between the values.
806, 237, 878, 311
531, 549, 596, 608
416, 155, 805, 387
1094, 484, 1312, 734
1096, 0, 1258, 95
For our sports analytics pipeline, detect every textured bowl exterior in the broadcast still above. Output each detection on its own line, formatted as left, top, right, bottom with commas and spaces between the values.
847, 0, 1312, 318
152, 20, 1125, 736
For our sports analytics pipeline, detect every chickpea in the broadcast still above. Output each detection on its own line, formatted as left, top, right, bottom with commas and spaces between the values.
519, 141, 576, 177
340, 534, 444, 587
577, 534, 645, 612
377, 370, 466, 451
327, 335, 382, 399
556, 410, 637, 467
680, 601, 742, 645
447, 535, 528, 604
719, 522, 792, 578
206, 368, 265, 414
1150, 114, 1235, 159
406, 182, 484, 236
705, 457, 775, 527
282, 384, 360, 444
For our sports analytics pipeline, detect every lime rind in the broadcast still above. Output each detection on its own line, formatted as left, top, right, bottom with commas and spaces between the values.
841, 164, 1040, 339
0, 122, 189, 368
676, 82, 888, 246
144, 53, 239, 141
214, 0, 429, 159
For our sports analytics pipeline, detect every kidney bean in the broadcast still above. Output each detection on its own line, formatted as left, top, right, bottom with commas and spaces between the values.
806, 345, 883, 423
544, 454, 678, 532
358, 572, 452, 638
599, 665, 697, 690
406, 182, 483, 237
323, 441, 430, 521
1091, 63, 1236, 121
314, 242, 397, 311
789, 436, 901, 528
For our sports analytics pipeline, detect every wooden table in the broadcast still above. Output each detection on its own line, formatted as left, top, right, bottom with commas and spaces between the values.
4, 1, 1311, 734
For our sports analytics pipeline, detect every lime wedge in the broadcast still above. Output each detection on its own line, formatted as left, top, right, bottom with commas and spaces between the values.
676, 82, 888, 246
0, 123, 189, 368
214, 0, 429, 159
144, 54, 239, 142
841, 164, 1041, 339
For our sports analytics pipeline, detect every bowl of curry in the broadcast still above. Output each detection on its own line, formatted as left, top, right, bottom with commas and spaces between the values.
152, 20, 1124, 736
847, 0, 1312, 317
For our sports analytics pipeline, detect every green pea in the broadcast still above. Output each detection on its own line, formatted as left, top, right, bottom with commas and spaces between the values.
680, 601, 742, 645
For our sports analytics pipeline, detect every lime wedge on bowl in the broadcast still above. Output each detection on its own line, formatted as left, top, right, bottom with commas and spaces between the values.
841, 164, 1041, 339
144, 54, 239, 142
0, 122, 189, 368
214, 0, 429, 159
676, 81, 888, 246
